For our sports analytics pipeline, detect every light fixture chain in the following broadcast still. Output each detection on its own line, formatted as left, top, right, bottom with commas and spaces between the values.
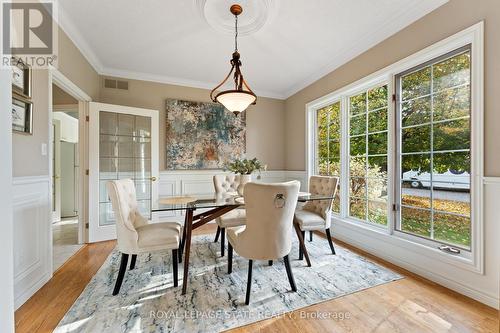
210, 4, 257, 113
234, 14, 238, 51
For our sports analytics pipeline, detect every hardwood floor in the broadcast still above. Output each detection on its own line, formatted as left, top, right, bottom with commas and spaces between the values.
15, 224, 498, 333
15, 240, 116, 333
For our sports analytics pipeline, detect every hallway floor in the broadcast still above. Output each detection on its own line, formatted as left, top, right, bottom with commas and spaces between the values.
53, 218, 83, 272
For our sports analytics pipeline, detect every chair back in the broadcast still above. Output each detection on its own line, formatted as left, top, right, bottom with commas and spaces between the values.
303, 176, 339, 220
213, 174, 242, 195
106, 179, 146, 253
241, 181, 300, 259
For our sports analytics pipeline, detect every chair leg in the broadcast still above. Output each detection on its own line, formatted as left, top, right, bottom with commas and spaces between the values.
172, 249, 178, 287
283, 255, 297, 292
245, 260, 253, 305
228, 242, 233, 274
129, 254, 137, 270
268, 260, 273, 266
220, 228, 225, 257
214, 226, 221, 243
309, 231, 313, 242
112, 253, 129, 295
325, 228, 336, 255
299, 231, 305, 260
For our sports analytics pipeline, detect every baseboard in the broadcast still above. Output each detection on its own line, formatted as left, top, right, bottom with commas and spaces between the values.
330, 229, 499, 309
14, 272, 51, 310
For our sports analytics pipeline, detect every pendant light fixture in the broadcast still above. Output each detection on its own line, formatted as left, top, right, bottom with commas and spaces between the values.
210, 4, 257, 115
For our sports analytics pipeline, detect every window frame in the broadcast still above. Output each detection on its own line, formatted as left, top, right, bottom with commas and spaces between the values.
314, 100, 342, 213
305, 22, 483, 273
346, 84, 390, 226
394, 44, 472, 252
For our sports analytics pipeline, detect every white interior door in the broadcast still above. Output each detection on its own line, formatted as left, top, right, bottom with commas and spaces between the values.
52, 119, 61, 222
88, 102, 159, 243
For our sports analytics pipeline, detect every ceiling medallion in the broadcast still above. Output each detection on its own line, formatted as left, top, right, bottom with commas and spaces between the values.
210, 4, 256, 114
194, 0, 277, 37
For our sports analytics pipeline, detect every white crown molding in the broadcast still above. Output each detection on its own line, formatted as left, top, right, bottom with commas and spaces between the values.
282, 0, 449, 98
56, 1, 285, 100
100, 67, 287, 100
55, 0, 447, 101
56, 3, 104, 73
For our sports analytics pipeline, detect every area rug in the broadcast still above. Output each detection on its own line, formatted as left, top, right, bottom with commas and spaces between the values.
55, 234, 402, 332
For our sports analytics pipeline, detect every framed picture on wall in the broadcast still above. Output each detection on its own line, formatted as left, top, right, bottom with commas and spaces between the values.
12, 96, 33, 135
11, 58, 31, 98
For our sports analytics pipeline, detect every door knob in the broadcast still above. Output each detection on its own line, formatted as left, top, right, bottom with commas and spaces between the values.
151, 176, 157, 182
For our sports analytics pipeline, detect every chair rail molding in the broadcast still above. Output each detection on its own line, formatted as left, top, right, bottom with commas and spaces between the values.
12, 175, 52, 309
155, 170, 307, 222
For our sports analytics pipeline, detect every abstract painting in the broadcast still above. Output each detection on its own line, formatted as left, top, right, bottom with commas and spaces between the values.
165, 99, 246, 169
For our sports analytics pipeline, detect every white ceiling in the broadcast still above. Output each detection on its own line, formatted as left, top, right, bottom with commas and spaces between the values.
58, 0, 448, 99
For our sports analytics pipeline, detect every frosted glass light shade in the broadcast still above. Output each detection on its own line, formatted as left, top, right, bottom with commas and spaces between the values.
216, 91, 256, 113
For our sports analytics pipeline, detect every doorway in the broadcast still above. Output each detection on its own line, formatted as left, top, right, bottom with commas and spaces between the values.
87, 102, 159, 242
51, 83, 85, 272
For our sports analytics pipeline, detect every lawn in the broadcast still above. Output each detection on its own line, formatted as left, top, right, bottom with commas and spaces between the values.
348, 194, 470, 248
401, 195, 470, 247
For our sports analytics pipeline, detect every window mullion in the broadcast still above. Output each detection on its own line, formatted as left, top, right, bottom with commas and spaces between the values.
327, 112, 330, 175
430, 65, 435, 240
340, 96, 349, 219
365, 91, 369, 222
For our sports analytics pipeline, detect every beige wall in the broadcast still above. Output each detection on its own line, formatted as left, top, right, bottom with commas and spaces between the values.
285, 0, 500, 176
53, 84, 77, 105
12, 27, 99, 177
13, 70, 51, 177
57, 29, 100, 100
99, 77, 286, 170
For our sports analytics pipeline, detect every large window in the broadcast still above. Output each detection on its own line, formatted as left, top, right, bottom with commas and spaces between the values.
316, 101, 341, 212
308, 24, 481, 265
348, 85, 388, 225
395, 46, 471, 250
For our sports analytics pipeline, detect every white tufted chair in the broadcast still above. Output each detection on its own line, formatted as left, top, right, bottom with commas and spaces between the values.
294, 176, 339, 260
106, 179, 182, 295
226, 181, 300, 305
213, 174, 247, 257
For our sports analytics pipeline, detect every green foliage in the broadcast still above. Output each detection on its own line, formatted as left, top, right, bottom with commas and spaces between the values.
318, 158, 387, 224
225, 157, 266, 175
400, 51, 471, 174
315, 51, 472, 240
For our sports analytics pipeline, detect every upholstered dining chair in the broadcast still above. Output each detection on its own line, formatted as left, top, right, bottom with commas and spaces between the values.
213, 174, 247, 257
106, 179, 181, 295
227, 181, 300, 305
294, 176, 339, 260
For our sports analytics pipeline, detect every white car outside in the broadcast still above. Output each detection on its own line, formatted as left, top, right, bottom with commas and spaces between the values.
403, 170, 470, 190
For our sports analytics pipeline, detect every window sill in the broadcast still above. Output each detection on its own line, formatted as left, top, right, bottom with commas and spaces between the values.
331, 215, 482, 274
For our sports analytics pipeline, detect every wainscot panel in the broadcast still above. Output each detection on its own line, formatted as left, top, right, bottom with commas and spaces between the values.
13, 176, 52, 309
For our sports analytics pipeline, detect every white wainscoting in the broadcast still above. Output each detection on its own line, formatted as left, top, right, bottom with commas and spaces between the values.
12, 176, 52, 309
330, 177, 500, 308
155, 170, 307, 222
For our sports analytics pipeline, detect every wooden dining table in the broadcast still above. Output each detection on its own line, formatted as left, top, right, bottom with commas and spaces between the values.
152, 192, 334, 295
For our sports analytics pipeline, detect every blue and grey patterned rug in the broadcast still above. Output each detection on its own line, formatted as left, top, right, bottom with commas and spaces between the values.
55, 234, 402, 332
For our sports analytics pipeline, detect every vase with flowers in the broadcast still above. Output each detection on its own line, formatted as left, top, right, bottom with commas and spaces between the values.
225, 157, 266, 196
